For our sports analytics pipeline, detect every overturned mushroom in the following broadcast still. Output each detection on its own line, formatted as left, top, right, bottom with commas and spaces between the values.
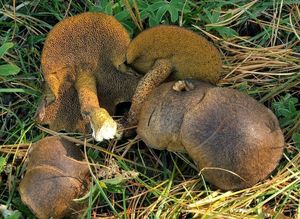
19, 136, 90, 218
35, 12, 141, 141
137, 80, 284, 190
124, 25, 222, 126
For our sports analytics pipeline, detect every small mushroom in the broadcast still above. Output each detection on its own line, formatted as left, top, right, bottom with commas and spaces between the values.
19, 136, 90, 218
137, 80, 284, 190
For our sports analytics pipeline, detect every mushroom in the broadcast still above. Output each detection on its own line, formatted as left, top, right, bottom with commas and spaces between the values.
19, 136, 90, 218
35, 12, 141, 141
124, 25, 222, 126
137, 80, 285, 190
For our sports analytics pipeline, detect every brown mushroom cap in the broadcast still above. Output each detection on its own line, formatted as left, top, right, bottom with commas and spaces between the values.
19, 136, 90, 218
20, 167, 83, 219
127, 25, 222, 84
137, 80, 213, 152
137, 80, 284, 190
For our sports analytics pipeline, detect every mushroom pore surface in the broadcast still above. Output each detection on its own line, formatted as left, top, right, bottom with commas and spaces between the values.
127, 25, 222, 84
36, 12, 140, 134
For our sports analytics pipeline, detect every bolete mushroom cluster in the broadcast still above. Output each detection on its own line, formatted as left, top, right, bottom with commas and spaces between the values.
19, 11, 286, 218
137, 80, 284, 190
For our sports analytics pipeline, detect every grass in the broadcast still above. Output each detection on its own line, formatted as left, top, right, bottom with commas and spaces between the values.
0, 0, 299, 218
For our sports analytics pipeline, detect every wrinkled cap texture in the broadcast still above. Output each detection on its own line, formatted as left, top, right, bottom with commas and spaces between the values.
19, 136, 90, 219
138, 80, 284, 190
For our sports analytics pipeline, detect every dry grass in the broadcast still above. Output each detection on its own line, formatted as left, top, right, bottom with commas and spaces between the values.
0, 0, 299, 218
